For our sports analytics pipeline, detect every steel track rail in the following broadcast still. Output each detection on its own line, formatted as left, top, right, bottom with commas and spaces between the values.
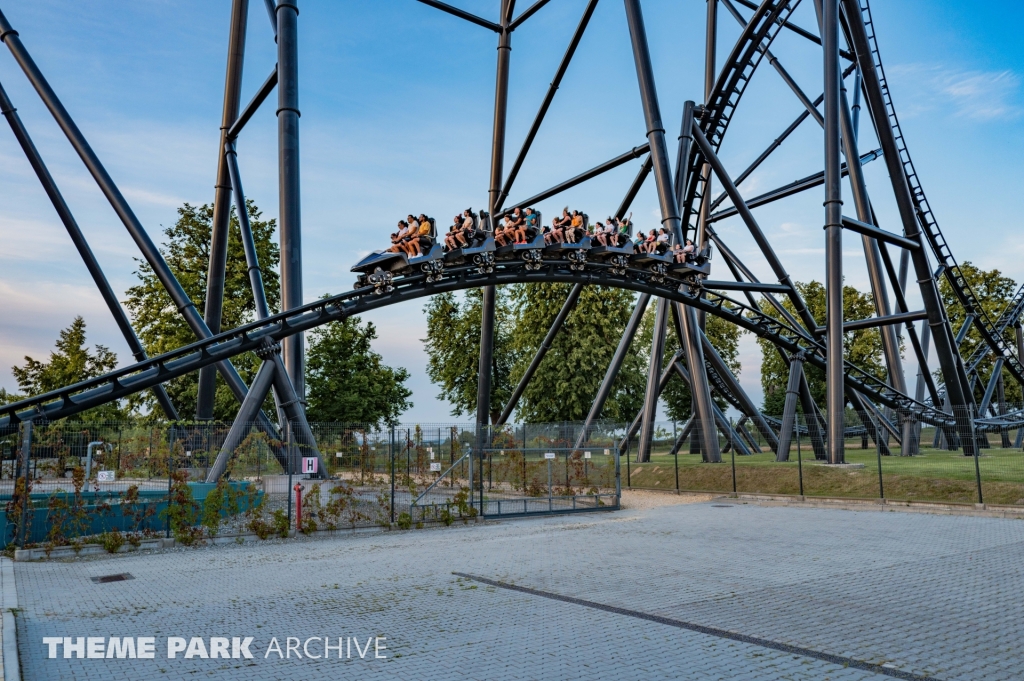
963, 283, 1024, 375
0, 254, 951, 429
856, 0, 1024, 385
681, 0, 800, 233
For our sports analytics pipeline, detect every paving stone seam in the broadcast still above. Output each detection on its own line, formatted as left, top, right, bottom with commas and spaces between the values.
452, 572, 942, 681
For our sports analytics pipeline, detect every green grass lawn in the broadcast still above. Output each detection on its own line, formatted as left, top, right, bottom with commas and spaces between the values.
622, 441, 1024, 506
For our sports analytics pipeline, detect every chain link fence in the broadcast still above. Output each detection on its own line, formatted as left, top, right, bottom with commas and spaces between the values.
0, 420, 623, 550
3, 408, 1022, 551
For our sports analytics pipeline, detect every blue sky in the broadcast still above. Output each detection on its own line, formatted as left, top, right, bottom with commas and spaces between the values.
0, 0, 1021, 422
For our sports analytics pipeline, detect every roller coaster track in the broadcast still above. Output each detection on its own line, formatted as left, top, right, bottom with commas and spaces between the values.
681, 0, 800, 234
0, 253, 953, 431
856, 0, 1024, 386
963, 283, 1024, 376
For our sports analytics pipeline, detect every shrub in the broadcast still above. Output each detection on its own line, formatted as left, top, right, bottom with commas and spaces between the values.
161, 470, 203, 546
99, 530, 125, 554
396, 512, 412, 530
201, 479, 239, 538
271, 508, 290, 538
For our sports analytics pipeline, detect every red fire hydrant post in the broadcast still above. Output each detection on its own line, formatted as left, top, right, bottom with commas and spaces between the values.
293, 483, 303, 532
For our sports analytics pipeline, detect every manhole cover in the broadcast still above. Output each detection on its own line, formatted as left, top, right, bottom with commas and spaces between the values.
711, 504, 733, 508
90, 573, 134, 584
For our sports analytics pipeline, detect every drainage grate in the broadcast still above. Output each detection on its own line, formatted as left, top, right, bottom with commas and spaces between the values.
90, 573, 134, 584
711, 504, 733, 508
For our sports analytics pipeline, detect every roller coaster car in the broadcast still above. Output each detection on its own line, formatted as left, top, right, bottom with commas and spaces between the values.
669, 244, 713, 276
444, 210, 495, 264
544, 214, 590, 254
630, 247, 673, 266
588, 231, 634, 259
351, 218, 442, 275
495, 210, 545, 257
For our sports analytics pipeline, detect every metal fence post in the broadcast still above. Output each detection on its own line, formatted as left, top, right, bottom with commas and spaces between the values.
166, 425, 173, 539
547, 457, 553, 512
626, 439, 631, 487
390, 425, 396, 524
796, 419, 804, 497
730, 421, 737, 496
875, 413, 884, 499
614, 445, 621, 506
287, 421, 294, 530
674, 440, 679, 492
16, 419, 33, 548
970, 407, 984, 505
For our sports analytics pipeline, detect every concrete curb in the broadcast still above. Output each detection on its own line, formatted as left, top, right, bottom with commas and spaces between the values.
1, 558, 19, 681
727, 493, 1024, 519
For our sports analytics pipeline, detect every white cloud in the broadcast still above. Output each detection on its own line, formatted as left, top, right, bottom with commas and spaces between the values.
938, 69, 1021, 120
889, 64, 1022, 121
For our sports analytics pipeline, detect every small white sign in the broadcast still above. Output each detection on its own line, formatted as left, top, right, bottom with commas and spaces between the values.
603, 449, 610, 456
185, 451, 192, 458
97, 470, 115, 482
302, 457, 318, 474
430, 462, 441, 472
544, 452, 556, 460
584, 451, 592, 459
335, 452, 343, 458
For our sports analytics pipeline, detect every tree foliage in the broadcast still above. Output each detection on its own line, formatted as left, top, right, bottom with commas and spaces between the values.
938, 261, 1021, 403
758, 281, 886, 414
508, 283, 648, 423
423, 288, 517, 423
9, 316, 123, 420
123, 201, 280, 419
305, 315, 412, 426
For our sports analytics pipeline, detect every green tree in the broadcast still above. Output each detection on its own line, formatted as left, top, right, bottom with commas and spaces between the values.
9, 316, 123, 420
305, 315, 412, 426
123, 201, 279, 419
423, 288, 517, 423
507, 283, 648, 423
938, 261, 1020, 403
758, 281, 886, 414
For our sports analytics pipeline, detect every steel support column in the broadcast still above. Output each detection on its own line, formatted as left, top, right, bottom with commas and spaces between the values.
798, 372, 829, 460
841, 0, 975, 455
996, 372, 1012, 448
198, 0, 249, 419
838, 77, 912, 452
277, 0, 304, 397
624, 0, 716, 459
637, 298, 669, 461
206, 358, 279, 482
678, 303, 721, 461
697, 0, 716, 249
478, 0, 513, 451
668, 360, 731, 461
775, 353, 804, 461
623, 0, 683, 245
978, 358, 1004, 416
822, 0, 844, 463
270, 350, 325, 476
